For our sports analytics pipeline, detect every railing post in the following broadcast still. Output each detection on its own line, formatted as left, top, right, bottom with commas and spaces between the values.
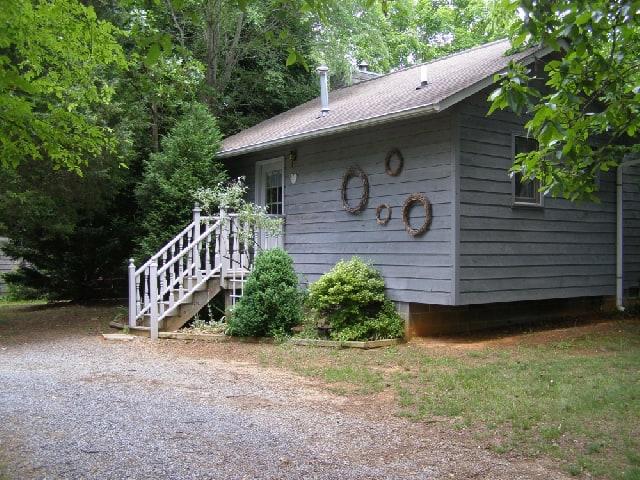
220, 208, 229, 279
193, 203, 202, 281
149, 260, 158, 340
193, 202, 201, 224
128, 258, 136, 328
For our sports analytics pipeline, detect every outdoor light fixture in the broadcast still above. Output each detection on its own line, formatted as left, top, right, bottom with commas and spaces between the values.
287, 150, 296, 167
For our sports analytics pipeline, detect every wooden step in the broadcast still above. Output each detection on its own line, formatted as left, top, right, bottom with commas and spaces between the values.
108, 321, 151, 337
182, 276, 208, 291
162, 280, 223, 332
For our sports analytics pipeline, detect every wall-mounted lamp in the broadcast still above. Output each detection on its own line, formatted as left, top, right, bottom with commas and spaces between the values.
287, 150, 296, 168
288, 150, 298, 184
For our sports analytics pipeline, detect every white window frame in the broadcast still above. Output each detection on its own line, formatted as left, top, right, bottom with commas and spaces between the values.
512, 134, 544, 207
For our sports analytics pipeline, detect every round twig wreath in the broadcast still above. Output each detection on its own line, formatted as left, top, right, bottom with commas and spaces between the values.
341, 166, 369, 214
384, 148, 404, 176
402, 193, 432, 236
376, 203, 392, 225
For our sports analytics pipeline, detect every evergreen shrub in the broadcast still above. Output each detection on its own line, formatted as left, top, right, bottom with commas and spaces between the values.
135, 103, 226, 260
226, 248, 302, 337
307, 257, 404, 341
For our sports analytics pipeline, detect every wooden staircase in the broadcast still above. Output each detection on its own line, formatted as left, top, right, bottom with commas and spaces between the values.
125, 206, 281, 338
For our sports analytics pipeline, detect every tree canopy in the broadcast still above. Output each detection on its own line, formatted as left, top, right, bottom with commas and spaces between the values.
310, 0, 506, 87
489, 0, 640, 201
0, 151, 132, 299
0, 0, 127, 173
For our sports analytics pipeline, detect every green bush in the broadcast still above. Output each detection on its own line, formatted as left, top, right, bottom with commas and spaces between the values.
226, 248, 303, 337
307, 257, 404, 341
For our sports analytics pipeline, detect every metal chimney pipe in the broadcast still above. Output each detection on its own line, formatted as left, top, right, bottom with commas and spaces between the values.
317, 65, 330, 116
420, 65, 428, 86
416, 65, 428, 90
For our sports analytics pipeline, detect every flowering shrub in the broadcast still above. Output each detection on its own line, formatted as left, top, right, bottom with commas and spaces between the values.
193, 177, 283, 243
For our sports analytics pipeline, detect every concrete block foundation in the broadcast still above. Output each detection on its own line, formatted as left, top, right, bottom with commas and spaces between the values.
397, 296, 613, 339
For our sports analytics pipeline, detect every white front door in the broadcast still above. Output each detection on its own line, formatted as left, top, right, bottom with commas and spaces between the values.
256, 157, 284, 215
255, 157, 284, 249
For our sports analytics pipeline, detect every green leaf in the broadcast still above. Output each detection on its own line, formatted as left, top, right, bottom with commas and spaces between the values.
144, 44, 162, 67
505, 88, 523, 113
286, 49, 297, 67
575, 10, 591, 25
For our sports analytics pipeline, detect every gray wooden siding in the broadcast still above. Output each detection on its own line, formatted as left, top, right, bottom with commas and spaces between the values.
0, 238, 19, 296
622, 164, 640, 296
225, 115, 456, 305
456, 91, 618, 304
224, 89, 640, 307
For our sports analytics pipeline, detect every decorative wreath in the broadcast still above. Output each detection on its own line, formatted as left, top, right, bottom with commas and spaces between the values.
341, 166, 369, 214
376, 203, 392, 225
402, 193, 432, 236
384, 148, 404, 176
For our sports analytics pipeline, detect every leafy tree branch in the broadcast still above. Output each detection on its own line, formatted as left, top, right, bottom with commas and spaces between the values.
0, 0, 127, 172
489, 0, 640, 202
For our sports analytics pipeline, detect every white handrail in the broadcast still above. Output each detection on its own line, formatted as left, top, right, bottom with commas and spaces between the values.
128, 217, 222, 338
134, 220, 197, 278
156, 218, 223, 277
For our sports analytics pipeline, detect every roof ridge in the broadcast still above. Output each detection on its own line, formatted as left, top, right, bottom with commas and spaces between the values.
403, 38, 510, 75
348, 38, 511, 87
427, 37, 509, 63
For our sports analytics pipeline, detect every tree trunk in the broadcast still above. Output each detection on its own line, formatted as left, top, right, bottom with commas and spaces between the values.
203, 0, 245, 107
204, 0, 222, 106
150, 101, 160, 153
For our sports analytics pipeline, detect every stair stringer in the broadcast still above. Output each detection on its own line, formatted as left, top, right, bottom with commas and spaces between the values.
161, 276, 223, 332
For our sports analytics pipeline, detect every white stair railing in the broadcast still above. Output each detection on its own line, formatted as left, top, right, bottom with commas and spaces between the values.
128, 205, 283, 339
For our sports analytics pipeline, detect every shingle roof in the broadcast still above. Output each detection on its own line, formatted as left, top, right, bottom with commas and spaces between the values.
218, 39, 544, 158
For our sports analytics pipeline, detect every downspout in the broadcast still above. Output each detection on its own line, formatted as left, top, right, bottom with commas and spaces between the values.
616, 155, 640, 311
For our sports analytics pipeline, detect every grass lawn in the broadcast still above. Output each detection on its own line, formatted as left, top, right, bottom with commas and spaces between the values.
257, 319, 640, 479
0, 302, 638, 479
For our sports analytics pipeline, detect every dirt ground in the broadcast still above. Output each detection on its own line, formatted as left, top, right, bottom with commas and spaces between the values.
1, 303, 628, 407
165, 313, 627, 362
1, 301, 622, 344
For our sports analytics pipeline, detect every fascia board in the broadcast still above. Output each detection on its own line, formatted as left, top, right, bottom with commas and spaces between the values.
437, 46, 554, 113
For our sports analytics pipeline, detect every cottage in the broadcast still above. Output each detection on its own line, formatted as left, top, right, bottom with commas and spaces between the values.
127, 39, 640, 338
216, 39, 640, 336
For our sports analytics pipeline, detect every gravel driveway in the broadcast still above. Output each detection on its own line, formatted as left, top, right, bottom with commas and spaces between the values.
0, 325, 573, 479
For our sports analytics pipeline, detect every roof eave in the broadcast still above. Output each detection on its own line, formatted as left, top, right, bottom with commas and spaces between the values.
217, 103, 440, 159
408, 45, 554, 115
